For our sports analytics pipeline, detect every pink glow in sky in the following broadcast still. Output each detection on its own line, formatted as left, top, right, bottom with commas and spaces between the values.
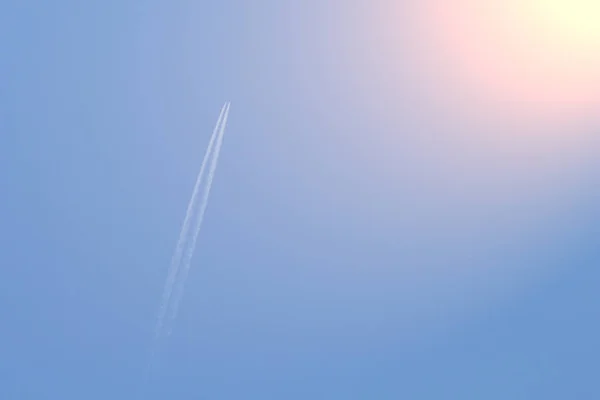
417, 0, 600, 123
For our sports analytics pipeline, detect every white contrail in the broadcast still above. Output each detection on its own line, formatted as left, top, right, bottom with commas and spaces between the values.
166, 102, 230, 329
140, 102, 230, 398
153, 102, 228, 341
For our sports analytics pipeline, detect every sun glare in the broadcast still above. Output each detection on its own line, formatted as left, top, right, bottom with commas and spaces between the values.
530, 0, 600, 45
420, 0, 600, 121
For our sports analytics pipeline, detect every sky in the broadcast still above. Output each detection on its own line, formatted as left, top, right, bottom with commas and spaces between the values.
1, 0, 599, 399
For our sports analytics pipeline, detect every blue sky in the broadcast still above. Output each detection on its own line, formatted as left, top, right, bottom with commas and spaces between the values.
1, 1, 599, 399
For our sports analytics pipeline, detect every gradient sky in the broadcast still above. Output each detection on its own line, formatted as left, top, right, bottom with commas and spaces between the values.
1, 1, 599, 399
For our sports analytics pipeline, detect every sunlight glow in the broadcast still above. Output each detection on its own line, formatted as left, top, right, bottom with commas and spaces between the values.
421, 0, 600, 121
530, 0, 600, 46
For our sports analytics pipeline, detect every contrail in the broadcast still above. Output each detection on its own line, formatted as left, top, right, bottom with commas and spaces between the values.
153, 102, 228, 341
166, 102, 230, 329
140, 102, 230, 399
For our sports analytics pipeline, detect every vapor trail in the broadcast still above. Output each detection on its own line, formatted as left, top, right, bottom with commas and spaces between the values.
139, 103, 230, 399
166, 102, 230, 328
153, 102, 227, 341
